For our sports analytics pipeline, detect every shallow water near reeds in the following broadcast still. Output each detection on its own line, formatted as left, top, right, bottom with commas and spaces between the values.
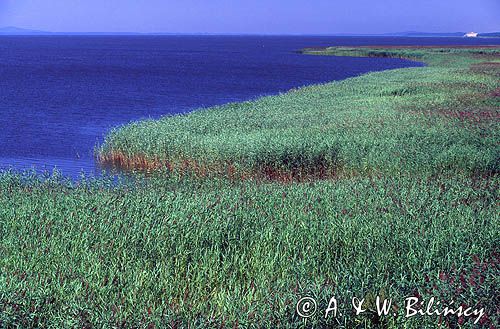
1, 35, 498, 178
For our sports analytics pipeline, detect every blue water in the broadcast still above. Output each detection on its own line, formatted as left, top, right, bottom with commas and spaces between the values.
0, 36, 498, 178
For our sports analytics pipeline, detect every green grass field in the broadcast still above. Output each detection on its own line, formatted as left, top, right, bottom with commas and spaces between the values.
1, 47, 499, 328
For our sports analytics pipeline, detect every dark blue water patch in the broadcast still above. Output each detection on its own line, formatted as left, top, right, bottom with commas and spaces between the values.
1, 35, 496, 178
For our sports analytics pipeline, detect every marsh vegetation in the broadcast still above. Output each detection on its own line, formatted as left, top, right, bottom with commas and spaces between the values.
1, 46, 499, 328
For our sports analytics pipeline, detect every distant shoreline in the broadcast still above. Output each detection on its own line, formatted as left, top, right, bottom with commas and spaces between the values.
1, 34, 500, 38
302, 45, 500, 51
1, 27, 500, 38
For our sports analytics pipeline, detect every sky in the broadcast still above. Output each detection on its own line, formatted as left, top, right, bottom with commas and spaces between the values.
0, 0, 498, 34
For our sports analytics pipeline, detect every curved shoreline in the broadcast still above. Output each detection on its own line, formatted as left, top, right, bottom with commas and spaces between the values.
2, 46, 499, 328
98, 50, 426, 178
97, 46, 499, 180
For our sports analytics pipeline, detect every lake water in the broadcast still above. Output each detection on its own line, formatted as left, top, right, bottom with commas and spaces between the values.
0, 36, 498, 178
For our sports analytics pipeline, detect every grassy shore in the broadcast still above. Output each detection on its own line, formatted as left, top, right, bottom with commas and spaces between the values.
98, 47, 499, 180
1, 47, 499, 328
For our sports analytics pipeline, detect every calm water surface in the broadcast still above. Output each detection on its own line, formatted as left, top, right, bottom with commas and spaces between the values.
0, 36, 498, 177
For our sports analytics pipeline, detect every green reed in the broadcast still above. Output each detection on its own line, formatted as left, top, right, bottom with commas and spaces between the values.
1, 172, 499, 328
1, 47, 499, 328
97, 47, 500, 179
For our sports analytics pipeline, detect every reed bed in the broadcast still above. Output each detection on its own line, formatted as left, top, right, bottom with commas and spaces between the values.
1, 172, 499, 328
98, 47, 500, 180
1, 47, 499, 328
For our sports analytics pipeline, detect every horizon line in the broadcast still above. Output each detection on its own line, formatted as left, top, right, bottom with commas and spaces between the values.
1, 26, 499, 36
